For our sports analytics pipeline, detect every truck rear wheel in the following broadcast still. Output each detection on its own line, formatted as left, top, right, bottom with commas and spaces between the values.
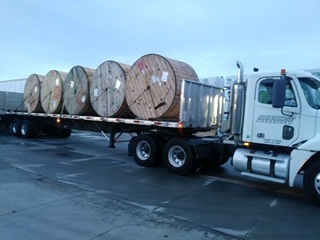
132, 134, 161, 167
21, 120, 38, 138
304, 161, 320, 206
10, 120, 22, 136
163, 138, 195, 175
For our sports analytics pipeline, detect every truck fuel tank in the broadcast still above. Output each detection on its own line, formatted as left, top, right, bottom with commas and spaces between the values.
232, 148, 290, 181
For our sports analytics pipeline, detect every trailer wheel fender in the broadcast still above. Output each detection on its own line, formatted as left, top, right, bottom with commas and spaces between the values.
150, 133, 163, 160
132, 134, 160, 167
10, 120, 22, 136
128, 136, 137, 157
163, 138, 195, 175
304, 161, 320, 206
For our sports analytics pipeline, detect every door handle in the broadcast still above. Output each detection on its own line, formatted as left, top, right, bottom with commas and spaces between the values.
283, 106, 300, 114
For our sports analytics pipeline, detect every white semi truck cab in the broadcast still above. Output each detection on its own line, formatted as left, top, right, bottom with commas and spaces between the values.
228, 61, 320, 204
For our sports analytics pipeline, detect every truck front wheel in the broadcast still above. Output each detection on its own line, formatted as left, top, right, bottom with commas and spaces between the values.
163, 138, 195, 175
304, 161, 320, 205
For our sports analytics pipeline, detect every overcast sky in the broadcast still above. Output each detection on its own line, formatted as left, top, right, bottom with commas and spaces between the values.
1, 0, 320, 81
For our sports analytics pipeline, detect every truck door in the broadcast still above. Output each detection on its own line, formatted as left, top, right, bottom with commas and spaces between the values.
251, 77, 300, 146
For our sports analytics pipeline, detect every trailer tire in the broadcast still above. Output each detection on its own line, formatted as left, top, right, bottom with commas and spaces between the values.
10, 120, 22, 136
163, 138, 195, 175
21, 120, 38, 138
150, 133, 163, 162
304, 161, 320, 206
132, 134, 160, 167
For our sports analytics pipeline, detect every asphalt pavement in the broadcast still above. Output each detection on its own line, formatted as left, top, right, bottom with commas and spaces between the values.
0, 126, 319, 240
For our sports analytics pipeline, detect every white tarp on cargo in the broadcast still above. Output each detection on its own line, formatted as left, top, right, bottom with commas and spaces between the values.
199, 76, 225, 88
0, 91, 26, 111
0, 78, 27, 93
305, 69, 320, 78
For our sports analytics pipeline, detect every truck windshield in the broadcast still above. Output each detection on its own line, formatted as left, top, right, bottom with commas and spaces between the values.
298, 77, 320, 109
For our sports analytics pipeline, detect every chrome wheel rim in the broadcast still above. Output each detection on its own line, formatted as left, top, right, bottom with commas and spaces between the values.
168, 145, 186, 168
136, 141, 150, 161
21, 124, 27, 135
314, 172, 320, 195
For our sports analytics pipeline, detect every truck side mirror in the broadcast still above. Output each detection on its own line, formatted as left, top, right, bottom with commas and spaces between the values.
272, 79, 286, 108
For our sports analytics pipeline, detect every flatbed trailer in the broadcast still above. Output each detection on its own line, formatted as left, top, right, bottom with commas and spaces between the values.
0, 109, 215, 146
0, 79, 226, 172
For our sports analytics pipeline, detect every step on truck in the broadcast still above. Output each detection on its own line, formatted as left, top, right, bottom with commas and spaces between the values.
2, 61, 320, 206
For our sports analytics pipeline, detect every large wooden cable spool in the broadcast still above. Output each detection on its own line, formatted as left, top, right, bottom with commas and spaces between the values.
41, 70, 67, 114
63, 66, 96, 115
126, 54, 199, 119
90, 60, 134, 117
23, 74, 45, 113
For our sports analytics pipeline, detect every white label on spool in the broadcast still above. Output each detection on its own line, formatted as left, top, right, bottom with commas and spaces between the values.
70, 81, 74, 88
53, 100, 56, 108
55, 79, 59, 86
81, 95, 86, 103
94, 88, 98, 97
34, 87, 38, 93
161, 71, 169, 82
151, 75, 157, 83
115, 80, 121, 89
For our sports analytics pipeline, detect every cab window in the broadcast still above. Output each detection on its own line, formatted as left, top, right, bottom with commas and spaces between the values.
258, 79, 273, 104
299, 77, 320, 109
258, 77, 297, 107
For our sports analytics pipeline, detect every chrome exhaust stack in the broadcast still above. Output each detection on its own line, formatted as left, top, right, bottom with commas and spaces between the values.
229, 61, 245, 143
236, 61, 244, 83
